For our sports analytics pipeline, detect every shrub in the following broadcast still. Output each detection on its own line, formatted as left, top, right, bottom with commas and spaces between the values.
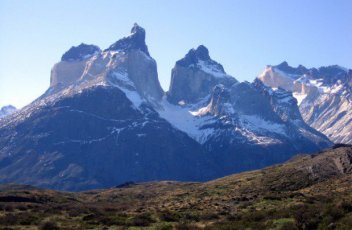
0, 214, 17, 225
39, 220, 60, 230
126, 213, 154, 226
155, 223, 173, 230
159, 210, 181, 222
175, 222, 201, 230
293, 205, 321, 230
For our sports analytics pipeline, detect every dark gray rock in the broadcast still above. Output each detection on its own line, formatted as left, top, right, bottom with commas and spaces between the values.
61, 43, 101, 61
105, 23, 150, 56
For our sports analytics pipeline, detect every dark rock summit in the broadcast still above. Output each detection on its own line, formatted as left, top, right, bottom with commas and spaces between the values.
274, 61, 308, 76
176, 45, 211, 66
105, 23, 150, 56
61, 43, 101, 61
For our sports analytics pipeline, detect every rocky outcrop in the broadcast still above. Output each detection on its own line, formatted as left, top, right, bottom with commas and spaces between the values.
0, 105, 16, 119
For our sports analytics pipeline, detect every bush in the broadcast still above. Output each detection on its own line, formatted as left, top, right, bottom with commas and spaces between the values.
0, 214, 17, 225
175, 222, 201, 230
126, 213, 154, 226
293, 205, 321, 230
39, 220, 60, 230
18, 212, 40, 225
199, 212, 220, 220
155, 223, 173, 230
159, 210, 181, 222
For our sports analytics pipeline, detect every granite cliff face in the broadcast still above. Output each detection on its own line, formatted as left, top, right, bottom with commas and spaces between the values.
50, 23, 163, 101
167, 45, 237, 105
258, 62, 352, 144
0, 25, 332, 191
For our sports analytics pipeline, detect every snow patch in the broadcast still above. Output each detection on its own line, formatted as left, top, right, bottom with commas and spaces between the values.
197, 60, 229, 78
158, 96, 215, 144
293, 92, 307, 106
190, 105, 211, 116
239, 115, 287, 136
109, 71, 145, 109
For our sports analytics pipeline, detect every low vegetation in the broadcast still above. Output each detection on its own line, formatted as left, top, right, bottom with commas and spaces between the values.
0, 146, 351, 229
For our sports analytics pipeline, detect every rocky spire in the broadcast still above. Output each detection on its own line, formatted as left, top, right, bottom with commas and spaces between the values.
105, 23, 150, 56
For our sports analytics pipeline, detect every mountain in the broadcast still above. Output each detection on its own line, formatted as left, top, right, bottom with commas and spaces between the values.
0, 24, 214, 191
0, 145, 351, 229
162, 48, 330, 176
0, 105, 16, 119
258, 62, 352, 144
0, 24, 331, 191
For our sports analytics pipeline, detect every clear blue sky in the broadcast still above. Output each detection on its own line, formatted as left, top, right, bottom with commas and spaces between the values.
1, 0, 351, 108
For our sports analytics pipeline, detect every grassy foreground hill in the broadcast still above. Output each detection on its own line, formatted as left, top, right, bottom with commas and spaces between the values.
0, 145, 351, 230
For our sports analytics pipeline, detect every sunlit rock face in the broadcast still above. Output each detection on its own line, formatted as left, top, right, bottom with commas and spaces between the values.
258, 62, 352, 144
50, 44, 101, 88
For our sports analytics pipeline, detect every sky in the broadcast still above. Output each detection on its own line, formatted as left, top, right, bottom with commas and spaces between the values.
0, 0, 351, 108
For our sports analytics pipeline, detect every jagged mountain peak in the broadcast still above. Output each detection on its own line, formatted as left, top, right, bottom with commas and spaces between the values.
176, 45, 223, 71
61, 43, 101, 62
276, 61, 289, 68
180, 45, 211, 64
271, 62, 348, 80
105, 23, 150, 56
272, 61, 308, 76
130, 23, 145, 36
